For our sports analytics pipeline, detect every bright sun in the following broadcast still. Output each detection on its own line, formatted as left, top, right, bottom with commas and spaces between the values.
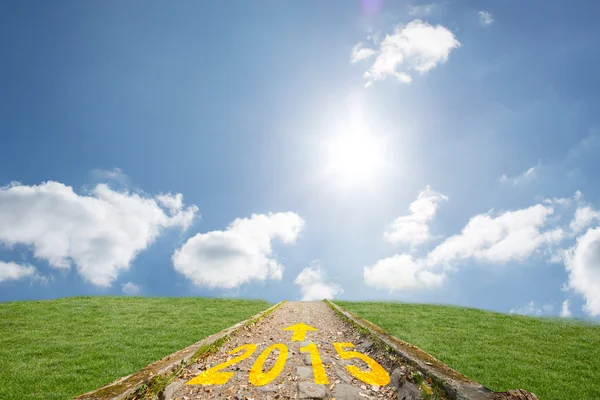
318, 93, 390, 189
324, 130, 385, 185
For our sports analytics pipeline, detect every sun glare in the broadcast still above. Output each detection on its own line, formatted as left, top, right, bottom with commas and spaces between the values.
316, 93, 391, 191
325, 130, 385, 185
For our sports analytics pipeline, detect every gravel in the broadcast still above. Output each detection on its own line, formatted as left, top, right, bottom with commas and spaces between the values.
165, 301, 417, 399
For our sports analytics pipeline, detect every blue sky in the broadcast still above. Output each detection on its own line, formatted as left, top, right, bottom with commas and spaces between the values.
1, 1, 600, 319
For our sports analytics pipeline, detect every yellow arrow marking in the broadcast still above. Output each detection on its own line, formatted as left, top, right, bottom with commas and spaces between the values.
283, 323, 318, 341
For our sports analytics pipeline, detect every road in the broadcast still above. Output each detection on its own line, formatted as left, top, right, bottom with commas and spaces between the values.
162, 301, 409, 400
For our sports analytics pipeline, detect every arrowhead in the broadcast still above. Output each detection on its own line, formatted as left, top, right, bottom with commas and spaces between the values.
283, 323, 318, 341
283, 323, 317, 332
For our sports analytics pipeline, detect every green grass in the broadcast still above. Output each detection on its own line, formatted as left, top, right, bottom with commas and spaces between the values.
335, 301, 600, 400
0, 296, 270, 400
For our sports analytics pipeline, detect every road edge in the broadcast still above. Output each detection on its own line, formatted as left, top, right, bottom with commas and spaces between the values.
326, 300, 538, 400
75, 301, 286, 400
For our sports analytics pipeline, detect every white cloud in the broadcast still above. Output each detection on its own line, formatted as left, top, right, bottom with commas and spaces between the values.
542, 190, 582, 209
560, 299, 572, 317
156, 192, 185, 215
367, 201, 567, 292
353, 20, 460, 86
172, 212, 304, 289
408, 3, 436, 16
570, 206, 600, 233
478, 11, 494, 26
564, 227, 600, 316
0, 181, 198, 287
122, 281, 140, 295
364, 254, 445, 291
91, 167, 129, 185
499, 164, 539, 186
351, 42, 376, 63
543, 196, 573, 206
427, 204, 562, 266
368, 184, 600, 316
294, 263, 343, 301
0, 261, 37, 283
509, 301, 553, 316
384, 186, 447, 246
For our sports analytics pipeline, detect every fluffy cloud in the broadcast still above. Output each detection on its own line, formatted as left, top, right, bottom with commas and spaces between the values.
294, 264, 343, 301
368, 185, 600, 317
384, 186, 447, 246
543, 195, 576, 206
353, 20, 460, 86
427, 204, 563, 266
0, 181, 198, 287
509, 301, 553, 316
156, 193, 185, 215
560, 299, 572, 317
499, 164, 538, 186
367, 201, 566, 292
364, 254, 445, 291
0, 261, 37, 283
478, 11, 494, 26
564, 227, 600, 316
570, 206, 600, 233
172, 212, 304, 289
122, 281, 141, 295
350, 43, 376, 63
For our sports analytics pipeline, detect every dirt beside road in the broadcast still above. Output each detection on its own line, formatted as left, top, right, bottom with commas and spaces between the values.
161, 301, 426, 400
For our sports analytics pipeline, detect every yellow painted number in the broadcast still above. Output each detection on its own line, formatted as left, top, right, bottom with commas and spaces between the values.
300, 343, 329, 384
333, 342, 390, 386
249, 344, 288, 386
187, 343, 257, 385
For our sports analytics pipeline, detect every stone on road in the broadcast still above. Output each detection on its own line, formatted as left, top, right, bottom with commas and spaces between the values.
396, 381, 422, 400
332, 383, 367, 400
298, 381, 327, 399
296, 366, 313, 380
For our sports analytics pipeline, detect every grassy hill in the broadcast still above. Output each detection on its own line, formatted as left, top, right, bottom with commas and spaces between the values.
0, 296, 270, 400
335, 301, 600, 400
3, 297, 597, 400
